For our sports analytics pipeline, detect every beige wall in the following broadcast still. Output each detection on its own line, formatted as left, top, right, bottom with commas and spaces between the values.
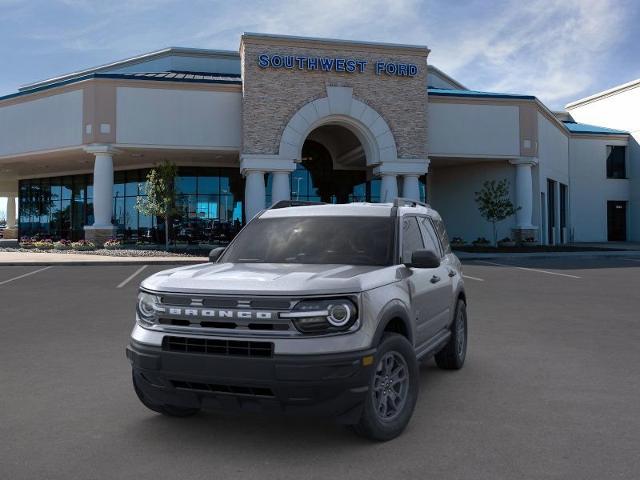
240, 35, 429, 159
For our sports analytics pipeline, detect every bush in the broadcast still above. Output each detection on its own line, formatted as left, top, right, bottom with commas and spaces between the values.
450, 236, 465, 245
103, 238, 122, 250
20, 236, 35, 249
472, 237, 491, 246
54, 239, 72, 250
33, 239, 54, 250
71, 240, 96, 251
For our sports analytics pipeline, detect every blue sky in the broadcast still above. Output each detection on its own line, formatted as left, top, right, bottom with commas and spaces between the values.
1, 0, 639, 109
1, 0, 639, 218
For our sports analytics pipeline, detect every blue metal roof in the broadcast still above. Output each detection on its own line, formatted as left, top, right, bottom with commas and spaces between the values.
428, 87, 535, 100
562, 121, 628, 135
0, 71, 242, 102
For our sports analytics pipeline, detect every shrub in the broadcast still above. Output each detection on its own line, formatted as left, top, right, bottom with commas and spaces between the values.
103, 238, 122, 250
54, 239, 72, 250
20, 236, 35, 249
472, 237, 491, 246
450, 236, 465, 245
71, 240, 96, 251
33, 239, 54, 250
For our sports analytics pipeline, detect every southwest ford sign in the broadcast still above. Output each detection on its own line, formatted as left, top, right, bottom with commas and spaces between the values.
257, 54, 418, 77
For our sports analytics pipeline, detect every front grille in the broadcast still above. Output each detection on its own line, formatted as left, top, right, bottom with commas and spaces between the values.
162, 336, 274, 358
171, 380, 274, 397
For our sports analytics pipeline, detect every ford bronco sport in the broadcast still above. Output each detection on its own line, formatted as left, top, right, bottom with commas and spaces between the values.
126, 198, 468, 441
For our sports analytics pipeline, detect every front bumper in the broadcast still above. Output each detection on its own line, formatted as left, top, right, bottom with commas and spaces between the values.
126, 339, 376, 423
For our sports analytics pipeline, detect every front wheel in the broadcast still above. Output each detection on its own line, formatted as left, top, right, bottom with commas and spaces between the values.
132, 372, 200, 417
435, 299, 467, 370
351, 333, 419, 441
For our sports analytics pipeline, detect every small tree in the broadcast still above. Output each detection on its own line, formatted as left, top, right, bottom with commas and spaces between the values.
474, 179, 519, 246
136, 161, 178, 251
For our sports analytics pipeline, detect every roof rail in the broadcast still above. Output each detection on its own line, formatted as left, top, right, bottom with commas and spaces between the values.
393, 197, 431, 209
269, 200, 326, 209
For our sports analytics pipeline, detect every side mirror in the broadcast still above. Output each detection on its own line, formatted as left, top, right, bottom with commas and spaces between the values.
406, 249, 440, 269
208, 247, 225, 263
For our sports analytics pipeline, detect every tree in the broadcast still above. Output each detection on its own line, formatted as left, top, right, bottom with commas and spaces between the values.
136, 161, 178, 251
474, 179, 520, 246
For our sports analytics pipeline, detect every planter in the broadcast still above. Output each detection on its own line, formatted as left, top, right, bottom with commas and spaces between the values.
498, 241, 516, 247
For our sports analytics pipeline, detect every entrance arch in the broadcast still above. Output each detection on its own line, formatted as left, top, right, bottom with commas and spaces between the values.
278, 86, 398, 166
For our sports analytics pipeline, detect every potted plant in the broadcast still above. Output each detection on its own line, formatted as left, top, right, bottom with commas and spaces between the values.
497, 236, 516, 247
71, 240, 96, 251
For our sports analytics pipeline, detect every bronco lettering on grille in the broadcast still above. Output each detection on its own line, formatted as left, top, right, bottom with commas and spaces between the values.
156, 307, 274, 320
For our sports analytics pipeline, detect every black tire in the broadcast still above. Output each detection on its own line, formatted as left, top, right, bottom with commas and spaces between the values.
132, 372, 200, 417
435, 299, 467, 370
351, 333, 419, 441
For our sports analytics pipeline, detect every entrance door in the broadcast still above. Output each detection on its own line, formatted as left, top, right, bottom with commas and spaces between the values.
607, 201, 627, 241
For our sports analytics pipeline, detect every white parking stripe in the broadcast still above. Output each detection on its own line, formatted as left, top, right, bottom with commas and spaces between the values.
117, 265, 148, 289
462, 274, 485, 282
624, 258, 640, 262
476, 260, 581, 279
0, 266, 52, 286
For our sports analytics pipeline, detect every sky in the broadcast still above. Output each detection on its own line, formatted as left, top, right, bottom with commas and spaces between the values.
0, 0, 638, 218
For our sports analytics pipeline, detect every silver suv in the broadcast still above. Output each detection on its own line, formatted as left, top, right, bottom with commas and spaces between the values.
126, 199, 468, 441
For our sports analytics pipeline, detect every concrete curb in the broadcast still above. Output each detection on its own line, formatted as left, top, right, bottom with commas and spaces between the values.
457, 250, 640, 261
0, 259, 207, 266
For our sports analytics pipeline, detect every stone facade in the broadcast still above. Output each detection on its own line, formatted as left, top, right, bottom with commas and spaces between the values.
240, 34, 429, 161
84, 226, 116, 247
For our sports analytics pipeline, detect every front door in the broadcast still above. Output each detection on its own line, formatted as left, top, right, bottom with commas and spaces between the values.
607, 201, 627, 241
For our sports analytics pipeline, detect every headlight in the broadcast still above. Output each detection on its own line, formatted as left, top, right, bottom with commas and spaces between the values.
282, 298, 358, 334
136, 291, 160, 326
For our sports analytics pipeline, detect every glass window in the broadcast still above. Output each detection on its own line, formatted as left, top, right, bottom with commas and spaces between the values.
401, 217, 424, 264
432, 217, 451, 254
198, 175, 219, 195
221, 216, 395, 266
176, 174, 197, 194
418, 217, 443, 256
606, 146, 626, 179
61, 177, 73, 200
125, 170, 139, 196
113, 171, 125, 198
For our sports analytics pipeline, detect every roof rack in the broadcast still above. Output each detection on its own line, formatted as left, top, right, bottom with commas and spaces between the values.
269, 200, 326, 209
393, 198, 431, 209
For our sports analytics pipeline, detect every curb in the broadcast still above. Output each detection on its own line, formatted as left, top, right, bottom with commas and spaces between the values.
457, 251, 640, 261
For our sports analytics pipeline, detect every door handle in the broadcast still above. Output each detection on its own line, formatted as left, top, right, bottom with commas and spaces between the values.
430, 275, 441, 284
448, 269, 457, 277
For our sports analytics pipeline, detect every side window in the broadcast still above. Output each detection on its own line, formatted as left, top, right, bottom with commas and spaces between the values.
417, 217, 441, 256
401, 217, 425, 264
432, 218, 452, 254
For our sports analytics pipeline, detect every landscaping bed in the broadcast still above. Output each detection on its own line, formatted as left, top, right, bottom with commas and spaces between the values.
0, 247, 202, 257
452, 245, 623, 253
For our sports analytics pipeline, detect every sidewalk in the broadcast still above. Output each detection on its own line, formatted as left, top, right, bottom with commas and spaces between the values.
456, 249, 640, 261
0, 251, 207, 266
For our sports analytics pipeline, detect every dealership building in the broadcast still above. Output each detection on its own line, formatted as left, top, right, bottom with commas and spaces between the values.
0, 33, 637, 245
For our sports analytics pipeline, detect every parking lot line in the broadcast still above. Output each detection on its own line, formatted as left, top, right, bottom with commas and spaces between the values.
476, 260, 581, 279
117, 265, 148, 289
0, 266, 52, 286
462, 274, 485, 282
624, 258, 640, 263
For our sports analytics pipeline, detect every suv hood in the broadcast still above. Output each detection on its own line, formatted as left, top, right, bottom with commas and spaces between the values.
141, 262, 399, 296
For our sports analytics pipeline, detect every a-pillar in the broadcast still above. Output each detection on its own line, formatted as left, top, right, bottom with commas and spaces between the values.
84, 145, 117, 246
509, 157, 538, 242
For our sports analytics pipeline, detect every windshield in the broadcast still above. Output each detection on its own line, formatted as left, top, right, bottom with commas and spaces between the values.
219, 216, 395, 266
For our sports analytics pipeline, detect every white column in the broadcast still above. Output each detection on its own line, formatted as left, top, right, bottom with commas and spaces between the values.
91, 151, 115, 227
509, 158, 538, 229
380, 174, 398, 203
244, 170, 266, 220
6, 195, 16, 229
402, 175, 420, 201
271, 171, 290, 204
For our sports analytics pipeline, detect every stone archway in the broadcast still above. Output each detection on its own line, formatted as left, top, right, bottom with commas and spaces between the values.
278, 86, 398, 166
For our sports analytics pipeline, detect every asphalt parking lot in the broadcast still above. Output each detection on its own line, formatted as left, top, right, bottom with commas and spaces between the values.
1, 257, 639, 480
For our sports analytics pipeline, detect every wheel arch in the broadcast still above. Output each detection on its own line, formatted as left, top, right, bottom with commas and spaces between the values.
371, 303, 414, 347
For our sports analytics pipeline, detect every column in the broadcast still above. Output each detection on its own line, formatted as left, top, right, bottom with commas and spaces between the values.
271, 171, 290, 204
380, 174, 398, 203
6, 195, 16, 229
244, 170, 266, 220
84, 145, 117, 245
402, 175, 420, 201
509, 158, 538, 240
